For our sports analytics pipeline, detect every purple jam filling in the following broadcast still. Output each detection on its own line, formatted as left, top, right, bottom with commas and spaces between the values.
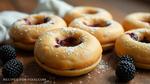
126, 33, 138, 41
24, 18, 31, 25
55, 37, 82, 47
126, 33, 150, 43
24, 17, 52, 25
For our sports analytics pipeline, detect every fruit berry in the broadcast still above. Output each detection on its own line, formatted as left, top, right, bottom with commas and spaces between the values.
119, 55, 134, 64
2, 59, 23, 78
0, 45, 16, 63
116, 60, 136, 82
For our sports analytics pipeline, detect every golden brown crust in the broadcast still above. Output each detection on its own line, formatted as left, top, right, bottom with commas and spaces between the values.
123, 12, 150, 31
115, 28, 150, 69
69, 16, 124, 50
35, 54, 101, 76
34, 28, 102, 76
9, 14, 67, 50
102, 43, 114, 51
64, 6, 112, 24
10, 38, 34, 50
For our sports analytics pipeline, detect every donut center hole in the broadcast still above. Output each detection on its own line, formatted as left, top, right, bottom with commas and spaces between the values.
142, 17, 150, 24
24, 17, 52, 25
85, 10, 98, 14
84, 21, 111, 27
143, 18, 150, 24
140, 37, 150, 43
126, 33, 138, 41
139, 34, 150, 43
55, 36, 82, 47
127, 33, 150, 43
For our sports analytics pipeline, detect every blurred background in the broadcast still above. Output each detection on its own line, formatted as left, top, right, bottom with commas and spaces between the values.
0, 0, 149, 22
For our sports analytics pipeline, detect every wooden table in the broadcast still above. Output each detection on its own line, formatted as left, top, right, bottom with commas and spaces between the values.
0, 0, 150, 84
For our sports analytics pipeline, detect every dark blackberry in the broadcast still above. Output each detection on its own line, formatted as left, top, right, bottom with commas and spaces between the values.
0, 45, 16, 63
116, 60, 136, 82
119, 55, 134, 64
2, 59, 23, 78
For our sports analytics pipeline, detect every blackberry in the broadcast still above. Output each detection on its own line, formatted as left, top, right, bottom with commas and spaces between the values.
119, 55, 134, 64
0, 45, 16, 63
2, 59, 23, 78
116, 60, 136, 82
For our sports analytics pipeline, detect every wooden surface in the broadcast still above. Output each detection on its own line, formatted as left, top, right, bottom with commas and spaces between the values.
0, 0, 150, 84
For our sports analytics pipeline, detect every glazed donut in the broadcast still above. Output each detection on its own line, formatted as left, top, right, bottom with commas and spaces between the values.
34, 28, 102, 76
64, 6, 112, 24
69, 16, 124, 50
9, 14, 67, 50
123, 12, 150, 31
115, 28, 150, 69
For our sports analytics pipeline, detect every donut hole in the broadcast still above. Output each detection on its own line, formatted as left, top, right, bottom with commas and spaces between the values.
55, 36, 82, 47
24, 16, 53, 25
139, 34, 150, 43
126, 33, 138, 41
84, 9, 98, 14
83, 20, 111, 27
140, 37, 150, 43
127, 33, 150, 43
141, 17, 150, 24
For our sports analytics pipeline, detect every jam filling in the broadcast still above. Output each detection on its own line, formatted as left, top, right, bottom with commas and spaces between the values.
55, 37, 82, 47
126, 33, 138, 41
84, 21, 111, 27
35, 17, 51, 25
127, 33, 150, 43
24, 18, 31, 25
24, 17, 52, 25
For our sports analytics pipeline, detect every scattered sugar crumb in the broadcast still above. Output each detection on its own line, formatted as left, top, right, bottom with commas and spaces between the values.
65, 47, 75, 55
68, 82, 73, 84
79, 81, 83, 84
97, 59, 109, 72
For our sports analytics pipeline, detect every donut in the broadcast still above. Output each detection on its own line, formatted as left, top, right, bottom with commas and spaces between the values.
34, 28, 102, 76
9, 14, 67, 50
64, 6, 112, 24
69, 16, 124, 50
123, 12, 150, 31
115, 28, 150, 69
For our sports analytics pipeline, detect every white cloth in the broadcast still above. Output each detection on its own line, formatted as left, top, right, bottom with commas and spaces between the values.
0, 0, 73, 44
0, 24, 7, 43
0, 11, 28, 43
33, 0, 73, 17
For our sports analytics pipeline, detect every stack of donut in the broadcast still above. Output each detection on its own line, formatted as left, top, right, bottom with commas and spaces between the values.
9, 6, 150, 76
9, 13, 67, 50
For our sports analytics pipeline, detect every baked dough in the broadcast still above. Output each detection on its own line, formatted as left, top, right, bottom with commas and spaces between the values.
9, 14, 66, 50
123, 12, 150, 31
115, 28, 150, 69
64, 6, 112, 24
69, 16, 124, 50
34, 28, 102, 76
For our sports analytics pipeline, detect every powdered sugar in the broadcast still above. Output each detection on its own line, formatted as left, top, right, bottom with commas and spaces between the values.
65, 47, 75, 56
97, 59, 109, 72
